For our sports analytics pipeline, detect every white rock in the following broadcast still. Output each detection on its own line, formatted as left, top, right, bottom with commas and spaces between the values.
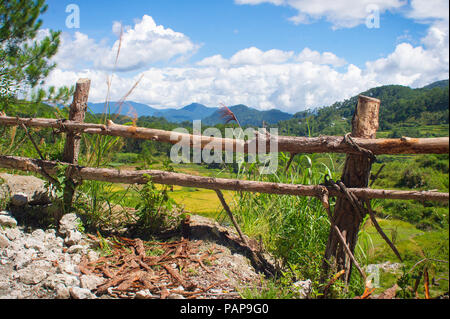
43, 273, 80, 289
18, 267, 48, 285
31, 229, 45, 241
11, 193, 28, 206
5, 227, 21, 241
59, 213, 80, 235
135, 289, 153, 299
64, 230, 82, 246
23, 238, 45, 252
13, 250, 36, 270
0, 215, 17, 227
55, 284, 71, 299
45, 228, 57, 236
41, 250, 59, 262
0, 234, 9, 249
80, 275, 105, 290
69, 287, 96, 299
292, 279, 312, 299
87, 250, 99, 262
57, 261, 79, 275
71, 253, 82, 264
66, 245, 84, 254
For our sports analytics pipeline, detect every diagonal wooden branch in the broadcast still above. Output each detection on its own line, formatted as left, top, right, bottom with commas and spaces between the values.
18, 123, 59, 185
215, 189, 247, 245
364, 199, 403, 262
319, 190, 367, 281
215, 189, 271, 274
284, 153, 297, 172
370, 164, 386, 187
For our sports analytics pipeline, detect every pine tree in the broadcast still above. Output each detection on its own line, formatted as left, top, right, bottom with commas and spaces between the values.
0, 0, 60, 93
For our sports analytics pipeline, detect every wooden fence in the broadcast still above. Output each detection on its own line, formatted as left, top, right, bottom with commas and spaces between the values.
0, 78, 448, 284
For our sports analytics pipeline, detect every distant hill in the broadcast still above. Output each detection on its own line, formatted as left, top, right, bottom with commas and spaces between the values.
202, 104, 293, 126
422, 79, 449, 90
87, 101, 292, 125
88, 101, 159, 117
276, 79, 449, 137
153, 103, 217, 123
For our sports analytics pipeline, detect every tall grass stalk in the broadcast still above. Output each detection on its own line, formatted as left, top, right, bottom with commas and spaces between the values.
223, 153, 338, 283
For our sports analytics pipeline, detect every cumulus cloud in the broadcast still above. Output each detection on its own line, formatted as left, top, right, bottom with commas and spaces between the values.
196, 47, 346, 68
365, 0, 449, 87
47, 15, 198, 73
295, 48, 347, 67
407, 0, 449, 21
97, 15, 199, 71
235, 0, 406, 28
229, 47, 294, 65
365, 43, 444, 87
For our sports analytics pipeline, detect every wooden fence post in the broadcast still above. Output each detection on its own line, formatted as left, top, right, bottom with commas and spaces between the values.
323, 95, 380, 283
62, 78, 90, 213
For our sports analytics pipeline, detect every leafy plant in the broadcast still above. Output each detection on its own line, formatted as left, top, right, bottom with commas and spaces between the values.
134, 174, 179, 234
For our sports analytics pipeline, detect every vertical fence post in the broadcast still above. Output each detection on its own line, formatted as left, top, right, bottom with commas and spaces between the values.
62, 78, 90, 214
323, 95, 380, 283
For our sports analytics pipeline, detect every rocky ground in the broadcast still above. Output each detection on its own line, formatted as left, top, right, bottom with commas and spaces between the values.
0, 173, 283, 299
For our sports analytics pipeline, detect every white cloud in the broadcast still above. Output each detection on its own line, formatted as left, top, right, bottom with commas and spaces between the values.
407, 0, 449, 21
229, 47, 294, 65
196, 55, 230, 67
364, 0, 449, 88
235, 0, 406, 28
98, 15, 199, 71
197, 47, 346, 68
295, 48, 347, 67
47, 15, 199, 73
365, 42, 445, 87
53, 32, 109, 70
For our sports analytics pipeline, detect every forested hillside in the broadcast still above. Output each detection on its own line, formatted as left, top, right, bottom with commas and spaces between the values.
276, 80, 449, 137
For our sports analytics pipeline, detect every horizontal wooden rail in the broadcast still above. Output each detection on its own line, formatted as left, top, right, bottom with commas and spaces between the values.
0, 155, 448, 203
0, 115, 448, 155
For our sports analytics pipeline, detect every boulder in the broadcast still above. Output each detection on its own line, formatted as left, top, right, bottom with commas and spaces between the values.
0, 173, 51, 205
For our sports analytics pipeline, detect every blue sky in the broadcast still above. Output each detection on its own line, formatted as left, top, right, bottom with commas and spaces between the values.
38, 0, 449, 113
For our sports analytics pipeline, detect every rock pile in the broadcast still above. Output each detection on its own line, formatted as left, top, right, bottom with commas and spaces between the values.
0, 211, 103, 299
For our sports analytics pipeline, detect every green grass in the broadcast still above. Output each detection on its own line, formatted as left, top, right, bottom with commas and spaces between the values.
356, 217, 449, 298
377, 124, 449, 138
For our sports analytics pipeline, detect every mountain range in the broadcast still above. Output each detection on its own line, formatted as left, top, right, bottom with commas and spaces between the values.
87, 79, 448, 128
87, 101, 293, 126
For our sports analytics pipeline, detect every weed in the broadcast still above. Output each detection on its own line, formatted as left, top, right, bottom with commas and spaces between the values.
133, 174, 179, 234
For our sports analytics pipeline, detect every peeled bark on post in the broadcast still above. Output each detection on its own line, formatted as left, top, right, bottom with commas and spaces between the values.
323, 95, 381, 283
62, 78, 91, 213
